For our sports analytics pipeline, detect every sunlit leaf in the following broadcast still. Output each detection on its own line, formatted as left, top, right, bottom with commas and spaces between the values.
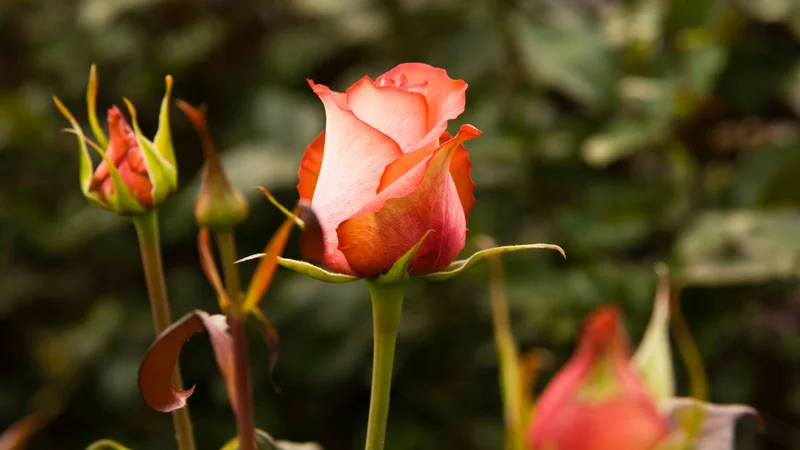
138, 310, 236, 413
241, 213, 296, 312
423, 244, 565, 282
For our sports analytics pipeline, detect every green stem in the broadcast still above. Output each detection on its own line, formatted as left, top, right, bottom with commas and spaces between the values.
486, 255, 524, 450
133, 211, 196, 450
364, 280, 406, 450
215, 231, 256, 450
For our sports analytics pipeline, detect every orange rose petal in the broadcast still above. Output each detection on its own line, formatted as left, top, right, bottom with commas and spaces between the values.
138, 311, 236, 414
296, 131, 325, 202
377, 145, 433, 194
337, 125, 481, 277
377, 63, 467, 131
346, 77, 429, 152
443, 131, 475, 220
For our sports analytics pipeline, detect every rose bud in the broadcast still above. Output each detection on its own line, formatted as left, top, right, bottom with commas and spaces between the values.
299, 63, 480, 277
528, 306, 669, 450
54, 65, 177, 216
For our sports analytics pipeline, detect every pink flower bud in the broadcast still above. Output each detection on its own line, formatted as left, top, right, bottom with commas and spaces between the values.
528, 306, 669, 450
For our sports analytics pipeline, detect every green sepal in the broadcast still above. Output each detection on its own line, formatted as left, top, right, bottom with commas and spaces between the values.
86, 64, 108, 148
423, 243, 566, 282
154, 75, 177, 169
122, 97, 177, 205
220, 429, 323, 450
86, 439, 132, 450
376, 230, 432, 284
236, 254, 359, 283
633, 265, 676, 403
53, 96, 106, 208
54, 97, 145, 214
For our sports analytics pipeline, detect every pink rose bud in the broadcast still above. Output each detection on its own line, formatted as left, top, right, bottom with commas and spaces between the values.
528, 306, 669, 450
299, 63, 481, 277
89, 106, 154, 208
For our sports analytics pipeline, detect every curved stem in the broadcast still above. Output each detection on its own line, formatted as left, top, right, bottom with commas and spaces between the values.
133, 211, 196, 450
364, 280, 406, 450
215, 231, 256, 450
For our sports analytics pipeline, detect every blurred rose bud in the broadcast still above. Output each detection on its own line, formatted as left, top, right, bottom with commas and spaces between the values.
177, 101, 248, 231
528, 306, 669, 450
54, 65, 178, 215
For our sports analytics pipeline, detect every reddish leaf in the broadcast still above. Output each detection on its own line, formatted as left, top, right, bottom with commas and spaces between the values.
138, 310, 237, 413
0, 412, 48, 450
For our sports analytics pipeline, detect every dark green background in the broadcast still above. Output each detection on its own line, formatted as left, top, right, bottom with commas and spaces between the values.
2, 0, 799, 448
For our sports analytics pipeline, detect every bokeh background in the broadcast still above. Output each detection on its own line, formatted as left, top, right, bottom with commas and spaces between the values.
2, 0, 800, 448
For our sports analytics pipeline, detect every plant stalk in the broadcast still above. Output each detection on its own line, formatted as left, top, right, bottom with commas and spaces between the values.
486, 254, 524, 450
133, 211, 196, 450
215, 231, 256, 450
364, 280, 406, 450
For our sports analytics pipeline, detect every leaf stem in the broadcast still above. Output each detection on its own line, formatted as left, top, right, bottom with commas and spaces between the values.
133, 211, 196, 450
215, 231, 256, 450
364, 280, 406, 450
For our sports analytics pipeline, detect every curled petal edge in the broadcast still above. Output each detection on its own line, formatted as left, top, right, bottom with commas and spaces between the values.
422, 244, 566, 282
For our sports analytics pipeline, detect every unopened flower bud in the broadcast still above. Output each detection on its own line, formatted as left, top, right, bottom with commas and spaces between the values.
528, 306, 669, 450
177, 101, 248, 231
54, 65, 178, 215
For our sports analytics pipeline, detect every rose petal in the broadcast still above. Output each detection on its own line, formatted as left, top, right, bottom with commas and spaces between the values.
336, 125, 481, 277
296, 131, 324, 202
378, 131, 475, 222
346, 77, 429, 153
138, 311, 235, 413
307, 80, 403, 274
377, 63, 467, 151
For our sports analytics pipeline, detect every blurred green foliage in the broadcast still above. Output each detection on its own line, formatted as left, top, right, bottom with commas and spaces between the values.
1, 0, 800, 448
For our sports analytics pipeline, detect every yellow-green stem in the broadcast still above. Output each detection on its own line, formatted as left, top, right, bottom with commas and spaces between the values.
215, 231, 256, 450
487, 254, 525, 450
364, 280, 406, 450
133, 211, 196, 450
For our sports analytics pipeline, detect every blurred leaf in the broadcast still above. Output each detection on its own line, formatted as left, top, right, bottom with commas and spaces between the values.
85, 439, 132, 450
663, 398, 760, 450
221, 429, 323, 450
0, 412, 49, 450
675, 210, 800, 285
513, 14, 617, 111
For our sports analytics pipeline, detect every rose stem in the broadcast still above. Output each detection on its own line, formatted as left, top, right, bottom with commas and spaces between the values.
364, 280, 406, 450
215, 230, 256, 450
133, 210, 197, 450
486, 252, 524, 450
